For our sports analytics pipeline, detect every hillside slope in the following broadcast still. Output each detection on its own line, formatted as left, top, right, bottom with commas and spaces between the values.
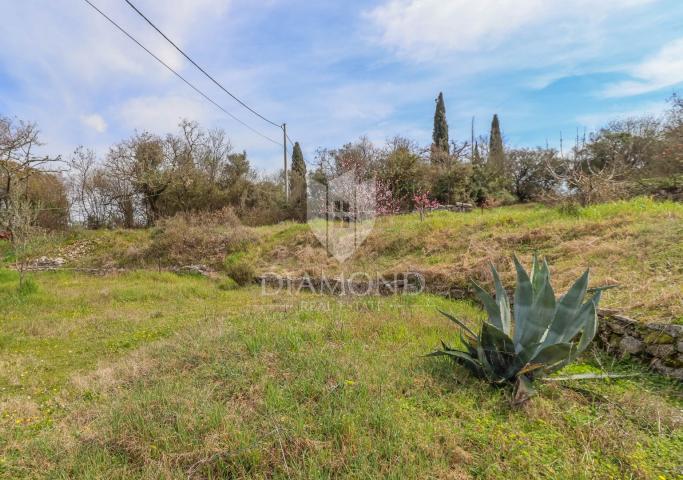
4, 197, 682, 324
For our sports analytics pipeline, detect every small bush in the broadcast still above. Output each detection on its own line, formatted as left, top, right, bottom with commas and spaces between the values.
222, 252, 255, 286
217, 277, 239, 291
17, 277, 38, 295
557, 201, 582, 217
144, 208, 257, 268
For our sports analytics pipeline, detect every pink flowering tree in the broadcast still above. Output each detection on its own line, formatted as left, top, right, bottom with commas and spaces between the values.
413, 191, 440, 221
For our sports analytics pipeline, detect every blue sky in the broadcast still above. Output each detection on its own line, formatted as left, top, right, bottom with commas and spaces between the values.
1, 0, 683, 171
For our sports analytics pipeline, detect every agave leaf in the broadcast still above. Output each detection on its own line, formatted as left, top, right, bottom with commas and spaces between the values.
517, 276, 556, 349
574, 291, 601, 356
429, 349, 486, 378
517, 341, 542, 365
471, 281, 504, 331
438, 309, 478, 340
531, 255, 549, 296
490, 263, 512, 335
480, 323, 517, 380
512, 255, 533, 349
529, 254, 539, 287
543, 372, 639, 381
543, 269, 590, 346
529, 343, 575, 377
460, 331, 478, 357
476, 344, 500, 382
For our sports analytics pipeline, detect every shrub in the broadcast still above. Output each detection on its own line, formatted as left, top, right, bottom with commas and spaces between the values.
222, 252, 255, 286
17, 277, 38, 296
429, 255, 604, 405
144, 208, 256, 268
557, 201, 582, 217
217, 277, 239, 291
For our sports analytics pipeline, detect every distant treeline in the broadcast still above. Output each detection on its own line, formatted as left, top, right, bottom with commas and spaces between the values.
1, 93, 682, 231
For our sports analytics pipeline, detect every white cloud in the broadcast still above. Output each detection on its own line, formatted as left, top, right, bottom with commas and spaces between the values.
80, 113, 108, 133
575, 100, 667, 130
116, 95, 212, 134
367, 0, 655, 62
602, 38, 683, 97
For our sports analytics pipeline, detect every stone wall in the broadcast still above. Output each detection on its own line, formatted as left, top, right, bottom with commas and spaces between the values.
597, 312, 683, 380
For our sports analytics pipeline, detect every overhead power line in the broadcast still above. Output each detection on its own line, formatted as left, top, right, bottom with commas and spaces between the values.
81, 0, 280, 145
123, 0, 283, 130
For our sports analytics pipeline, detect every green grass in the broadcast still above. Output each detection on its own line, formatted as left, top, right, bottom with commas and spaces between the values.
16, 197, 683, 324
0, 270, 680, 479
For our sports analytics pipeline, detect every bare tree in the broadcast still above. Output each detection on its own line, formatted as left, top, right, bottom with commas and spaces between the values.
68, 147, 117, 228
0, 116, 62, 209
0, 188, 39, 287
545, 150, 631, 206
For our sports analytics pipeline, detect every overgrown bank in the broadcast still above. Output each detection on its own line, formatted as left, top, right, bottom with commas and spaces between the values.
7, 197, 682, 325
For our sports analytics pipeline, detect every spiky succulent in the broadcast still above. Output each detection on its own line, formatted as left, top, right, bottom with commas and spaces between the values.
430, 256, 603, 405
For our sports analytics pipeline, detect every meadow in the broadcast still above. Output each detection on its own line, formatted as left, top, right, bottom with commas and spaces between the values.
0, 268, 681, 479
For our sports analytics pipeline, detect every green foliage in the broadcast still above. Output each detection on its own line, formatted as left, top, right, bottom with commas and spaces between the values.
488, 114, 505, 171
17, 276, 38, 296
557, 201, 582, 217
506, 148, 560, 202
430, 163, 472, 204
289, 141, 307, 222
217, 276, 239, 291
145, 208, 255, 268
432, 92, 449, 155
379, 138, 427, 209
222, 252, 255, 286
430, 256, 603, 405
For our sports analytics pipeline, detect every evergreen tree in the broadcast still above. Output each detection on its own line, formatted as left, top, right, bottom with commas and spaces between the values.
488, 114, 505, 171
290, 142, 307, 222
472, 142, 482, 165
432, 92, 449, 156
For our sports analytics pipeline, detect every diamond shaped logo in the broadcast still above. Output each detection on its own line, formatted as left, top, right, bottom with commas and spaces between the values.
307, 171, 377, 262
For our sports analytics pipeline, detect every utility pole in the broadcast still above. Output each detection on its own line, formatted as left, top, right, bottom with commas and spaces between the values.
471, 116, 475, 158
283, 123, 289, 201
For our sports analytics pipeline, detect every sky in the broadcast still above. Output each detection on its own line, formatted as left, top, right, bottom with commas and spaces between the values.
1, 0, 683, 172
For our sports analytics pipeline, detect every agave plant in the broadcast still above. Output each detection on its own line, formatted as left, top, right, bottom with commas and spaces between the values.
430, 255, 604, 405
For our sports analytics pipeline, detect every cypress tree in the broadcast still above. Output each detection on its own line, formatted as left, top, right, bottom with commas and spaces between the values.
488, 114, 505, 171
290, 142, 307, 222
432, 92, 449, 155
472, 142, 482, 165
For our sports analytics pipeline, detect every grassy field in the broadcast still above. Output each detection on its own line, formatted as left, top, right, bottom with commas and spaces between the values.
0, 269, 681, 479
11, 197, 683, 324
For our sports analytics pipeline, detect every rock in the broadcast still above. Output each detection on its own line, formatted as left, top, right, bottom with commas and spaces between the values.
677, 340, 683, 353
173, 265, 210, 276
663, 354, 683, 369
619, 335, 643, 355
606, 320, 627, 335
643, 331, 675, 344
608, 334, 622, 348
33, 256, 67, 268
650, 359, 683, 381
645, 344, 675, 358
645, 323, 682, 337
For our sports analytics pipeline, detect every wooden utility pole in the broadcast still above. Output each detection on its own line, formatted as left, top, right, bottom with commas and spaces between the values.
283, 123, 289, 201
471, 116, 475, 158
